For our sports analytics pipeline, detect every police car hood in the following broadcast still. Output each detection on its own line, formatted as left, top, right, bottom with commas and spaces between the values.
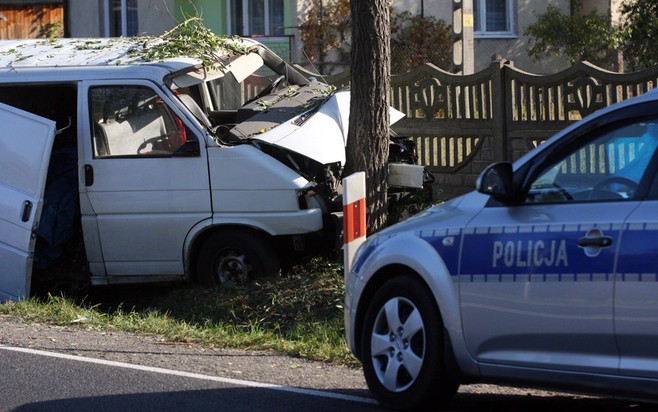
377, 191, 489, 237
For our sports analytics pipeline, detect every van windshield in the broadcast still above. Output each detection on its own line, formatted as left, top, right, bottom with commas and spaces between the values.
170, 44, 335, 143
203, 46, 310, 111
170, 52, 265, 90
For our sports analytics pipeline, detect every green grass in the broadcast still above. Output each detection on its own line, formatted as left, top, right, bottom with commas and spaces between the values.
0, 257, 358, 367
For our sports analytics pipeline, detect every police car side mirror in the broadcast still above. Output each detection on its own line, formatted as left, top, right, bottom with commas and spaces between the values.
477, 162, 514, 203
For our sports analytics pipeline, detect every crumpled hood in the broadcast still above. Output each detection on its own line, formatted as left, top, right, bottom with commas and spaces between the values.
245, 88, 404, 166
245, 89, 350, 165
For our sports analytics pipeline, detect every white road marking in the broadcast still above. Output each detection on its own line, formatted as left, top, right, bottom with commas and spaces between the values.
0, 344, 376, 405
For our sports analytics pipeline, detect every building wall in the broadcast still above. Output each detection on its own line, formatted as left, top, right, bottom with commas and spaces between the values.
175, 0, 227, 34
67, 0, 100, 37
609, 0, 624, 24
391, 0, 452, 18
297, 0, 572, 74
68, 0, 177, 37
475, 0, 570, 74
176, 0, 297, 37
177, 0, 297, 61
582, 0, 624, 24
394, 0, 572, 73
582, 0, 609, 13
138, 0, 177, 36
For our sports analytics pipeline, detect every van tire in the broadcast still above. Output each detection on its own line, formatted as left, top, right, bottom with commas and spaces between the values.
197, 230, 280, 287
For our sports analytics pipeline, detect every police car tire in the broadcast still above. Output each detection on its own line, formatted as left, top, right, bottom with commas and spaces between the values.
197, 229, 280, 287
361, 275, 457, 410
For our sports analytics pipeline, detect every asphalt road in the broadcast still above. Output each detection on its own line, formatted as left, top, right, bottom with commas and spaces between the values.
0, 346, 380, 412
0, 318, 655, 411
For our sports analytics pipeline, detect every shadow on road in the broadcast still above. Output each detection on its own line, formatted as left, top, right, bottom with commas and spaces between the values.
449, 388, 655, 412
12, 387, 383, 412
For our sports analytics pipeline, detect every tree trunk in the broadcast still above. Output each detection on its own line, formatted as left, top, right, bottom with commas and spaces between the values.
344, 0, 391, 234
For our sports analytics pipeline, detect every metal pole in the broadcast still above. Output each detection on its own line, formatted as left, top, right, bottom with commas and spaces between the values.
452, 0, 474, 75
318, 0, 324, 73
121, 0, 127, 36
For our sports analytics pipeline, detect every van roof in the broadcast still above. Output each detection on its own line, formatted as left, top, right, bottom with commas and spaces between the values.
0, 37, 252, 71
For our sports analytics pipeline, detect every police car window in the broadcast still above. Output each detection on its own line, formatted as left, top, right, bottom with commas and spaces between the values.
526, 121, 658, 203
90, 86, 189, 158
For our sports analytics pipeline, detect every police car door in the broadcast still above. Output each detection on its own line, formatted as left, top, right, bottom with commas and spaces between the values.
615, 127, 658, 379
460, 116, 655, 375
0, 103, 56, 300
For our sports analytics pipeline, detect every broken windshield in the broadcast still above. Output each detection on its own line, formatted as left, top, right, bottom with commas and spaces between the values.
169, 43, 339, 144
170, 51, 265, 89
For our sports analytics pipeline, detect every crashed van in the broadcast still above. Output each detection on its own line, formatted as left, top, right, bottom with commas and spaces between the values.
0, 36, 416, 301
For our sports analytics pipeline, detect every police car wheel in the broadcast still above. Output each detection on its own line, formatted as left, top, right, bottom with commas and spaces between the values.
197, 230, 280, 287
361, 275, 457, 410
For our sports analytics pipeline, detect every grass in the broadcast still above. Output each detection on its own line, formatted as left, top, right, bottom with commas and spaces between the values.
0, 257, 358, 367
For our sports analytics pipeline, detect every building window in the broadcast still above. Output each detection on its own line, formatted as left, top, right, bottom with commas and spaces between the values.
104, 0, 138, 37
228, 0, 284, 36
473, 0, 516, 37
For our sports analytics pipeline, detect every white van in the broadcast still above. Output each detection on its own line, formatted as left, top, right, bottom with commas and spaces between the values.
0, 37, 397, 300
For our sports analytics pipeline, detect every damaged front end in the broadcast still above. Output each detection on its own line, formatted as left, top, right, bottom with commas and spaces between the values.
168, 41, 426, 248
235, 83, 349, 249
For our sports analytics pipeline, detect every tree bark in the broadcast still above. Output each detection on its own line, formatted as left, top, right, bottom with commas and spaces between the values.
344, 0, 391, 234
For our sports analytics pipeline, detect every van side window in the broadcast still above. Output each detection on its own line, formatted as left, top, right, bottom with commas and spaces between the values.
89, 86, 189, 158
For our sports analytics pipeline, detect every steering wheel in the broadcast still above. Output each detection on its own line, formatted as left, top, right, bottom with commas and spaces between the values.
244, 75, 286, 105
590, 176, 639, 199
555, 184, 573, 200
137, 137, 168, 155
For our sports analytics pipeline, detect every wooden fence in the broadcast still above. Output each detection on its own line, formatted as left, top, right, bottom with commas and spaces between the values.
300, 60, 658, 200
0, 4, 63, 39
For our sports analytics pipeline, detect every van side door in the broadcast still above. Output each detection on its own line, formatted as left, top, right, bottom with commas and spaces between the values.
0, 103, 56, 300
79, 80, 212, 279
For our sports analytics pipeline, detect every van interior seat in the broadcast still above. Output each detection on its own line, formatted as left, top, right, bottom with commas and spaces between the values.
97, 109, 168, 156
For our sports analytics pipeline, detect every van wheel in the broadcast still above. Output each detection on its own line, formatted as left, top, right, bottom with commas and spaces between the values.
361, 276, 458, 410
197, 230, 280, 287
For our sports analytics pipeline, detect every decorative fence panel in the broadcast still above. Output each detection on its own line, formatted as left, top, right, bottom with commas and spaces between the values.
300, 60, 658, 200
504, 61, 658, 162
243, 60, 658, 199
389, 61, 504, 199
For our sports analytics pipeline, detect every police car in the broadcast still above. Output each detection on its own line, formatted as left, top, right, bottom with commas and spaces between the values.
344, 88, 658, 409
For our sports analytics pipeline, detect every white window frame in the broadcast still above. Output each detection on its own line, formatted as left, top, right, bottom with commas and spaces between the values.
473, 0, 517, 39
226, 0, 281, 36
103, 0, 136, 37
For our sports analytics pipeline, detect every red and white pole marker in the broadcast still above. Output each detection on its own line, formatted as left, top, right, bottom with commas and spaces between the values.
343, 172, 366, 279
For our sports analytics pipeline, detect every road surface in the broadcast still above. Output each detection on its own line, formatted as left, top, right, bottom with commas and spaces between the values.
0, 318, 653, 411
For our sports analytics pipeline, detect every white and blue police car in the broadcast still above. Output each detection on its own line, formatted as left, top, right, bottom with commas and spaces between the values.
345, 88, 658, 410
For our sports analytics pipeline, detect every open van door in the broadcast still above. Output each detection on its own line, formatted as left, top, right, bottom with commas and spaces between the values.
0, 103, 56, 301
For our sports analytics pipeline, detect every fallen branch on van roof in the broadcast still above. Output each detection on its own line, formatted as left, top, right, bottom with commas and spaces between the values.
0, 18, 248, 69
138, 17, 250, 70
